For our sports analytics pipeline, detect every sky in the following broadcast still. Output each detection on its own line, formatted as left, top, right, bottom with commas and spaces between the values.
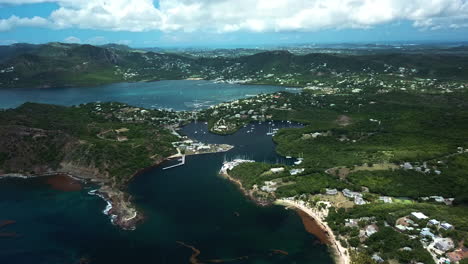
0, 0, 468, 48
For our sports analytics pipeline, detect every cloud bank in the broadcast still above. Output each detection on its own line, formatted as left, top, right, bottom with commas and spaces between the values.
1, 0, 467, 32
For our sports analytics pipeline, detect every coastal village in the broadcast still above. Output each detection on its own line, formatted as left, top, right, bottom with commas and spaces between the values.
221, 152, 468, 264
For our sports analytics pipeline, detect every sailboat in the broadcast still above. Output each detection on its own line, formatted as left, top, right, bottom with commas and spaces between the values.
266, 127, 274, 136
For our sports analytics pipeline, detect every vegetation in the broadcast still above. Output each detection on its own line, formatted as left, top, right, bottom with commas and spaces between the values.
219, 88, 468, 263
0, 102, 178, 185
2, 42, 468, 88
348, 160, 468, 202
326, 202, 468, 264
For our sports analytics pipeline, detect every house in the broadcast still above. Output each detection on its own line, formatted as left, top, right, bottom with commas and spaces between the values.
428, 219, 440, 226
441, 222, 454, 230
365, 224, 379, 237
435, 238, 455, 252
342, 189, 356, 198
354, 196, 367, 205
420, 228, 435, 238
294, 158, 303, 165
270, 168, 285, 173
261, 181, 277, 193
396, 225, 407, 232
402, 162, 413, 170
289, 168, 305, 175
371, 254, 384, 263
379, 196, 393, 203
345, 219, 359, 228
326, 188, 338, 195
411, 212, 429, 220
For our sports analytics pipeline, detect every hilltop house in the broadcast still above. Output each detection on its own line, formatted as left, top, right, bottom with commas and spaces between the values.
441, 222, 454, 230
411, 212, 429, 220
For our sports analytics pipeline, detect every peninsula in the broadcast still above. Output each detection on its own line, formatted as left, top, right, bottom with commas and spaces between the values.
0, 102, 232, 230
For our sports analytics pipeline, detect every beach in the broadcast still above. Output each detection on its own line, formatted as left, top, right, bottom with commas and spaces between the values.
275, 199, 350, 264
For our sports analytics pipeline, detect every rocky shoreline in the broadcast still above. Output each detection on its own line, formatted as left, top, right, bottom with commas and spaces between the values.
1, 143, 235, 231
88, 187, 142, 231
0, 171, 143, 230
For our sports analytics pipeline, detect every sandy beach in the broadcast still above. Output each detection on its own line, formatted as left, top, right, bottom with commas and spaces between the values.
275, 199, 350, 264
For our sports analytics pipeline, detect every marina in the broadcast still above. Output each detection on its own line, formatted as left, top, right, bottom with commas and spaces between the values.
162, 155, 186, 170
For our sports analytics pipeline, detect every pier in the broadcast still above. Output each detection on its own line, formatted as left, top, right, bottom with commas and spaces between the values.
162, 155, 185, 170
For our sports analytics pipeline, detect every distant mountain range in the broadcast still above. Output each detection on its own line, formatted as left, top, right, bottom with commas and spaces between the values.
0, 42, 467, 88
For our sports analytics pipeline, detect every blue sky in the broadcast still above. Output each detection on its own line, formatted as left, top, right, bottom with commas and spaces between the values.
1, 0, 468, 48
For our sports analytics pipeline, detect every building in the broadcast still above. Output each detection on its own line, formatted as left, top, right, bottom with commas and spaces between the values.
420, 228, 435, 238
441, 222, 454, 230
396, 225, 407, 232
371, 254, 384, 263
354, 196, 367, 205
345, 219, 359, 228
325, 188, 338, 195
411, 212, 429, 220
435, 238, 455, 252
342, 189, 358, 198
428, 219, 440, 226
261, 181, 277, 193
402, 162, 413, 170
379, 196, 393, 203
365, 224, 379, 237
270, 168, 285, 173
289, 168, 305, 175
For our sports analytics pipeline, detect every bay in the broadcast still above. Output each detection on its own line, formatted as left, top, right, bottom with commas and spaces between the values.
0, 80, 294, 110
0, 82, 332, 264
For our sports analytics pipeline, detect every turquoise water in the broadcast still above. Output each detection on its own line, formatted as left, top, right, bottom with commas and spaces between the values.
0, 82, 333, 264
0, 80, 293, 110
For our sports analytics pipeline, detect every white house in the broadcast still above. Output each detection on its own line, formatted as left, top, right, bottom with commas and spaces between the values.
411, 212, 428, 220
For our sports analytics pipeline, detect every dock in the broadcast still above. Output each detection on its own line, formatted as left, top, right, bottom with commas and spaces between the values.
162, 155, 185, 170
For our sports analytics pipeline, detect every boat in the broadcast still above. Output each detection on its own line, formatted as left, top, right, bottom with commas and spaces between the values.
266, 127, 274, 136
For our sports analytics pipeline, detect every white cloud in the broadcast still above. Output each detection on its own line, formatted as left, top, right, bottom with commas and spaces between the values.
0, 0, 467, 32
63, 36, 81, 43
0, 15, 49, 31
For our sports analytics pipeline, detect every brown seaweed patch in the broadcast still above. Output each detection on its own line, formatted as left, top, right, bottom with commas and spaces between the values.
270, 249, 289, 255
0, 220, 17, 238
45, 175, 82, 192
296, 210, 330, 244
205, 255, 250, 263
177, 241, 203, 264
176, 241, 289, 263
0, 220, 15, 228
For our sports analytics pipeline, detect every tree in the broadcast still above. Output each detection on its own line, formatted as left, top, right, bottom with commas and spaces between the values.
350, 251, 376, 264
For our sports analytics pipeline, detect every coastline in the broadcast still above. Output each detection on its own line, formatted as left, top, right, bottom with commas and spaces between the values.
219, 166, 271, 206
275, 199, 350, 264
0, 143, 235, 231
0, 171, 142, 230
218, 163, 350, 264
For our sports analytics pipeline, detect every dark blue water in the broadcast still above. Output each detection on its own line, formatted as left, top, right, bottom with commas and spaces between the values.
0, 122, 333, 264
0, 80, 293, 110
0, 82, 332, 264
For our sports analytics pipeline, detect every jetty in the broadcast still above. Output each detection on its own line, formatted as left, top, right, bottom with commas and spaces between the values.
163, 155, 186, 170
